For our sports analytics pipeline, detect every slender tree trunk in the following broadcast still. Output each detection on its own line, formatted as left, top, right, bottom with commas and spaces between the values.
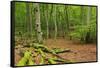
34, 3, 43, 43
53, 5, 57, 39
81, 6, 85, 25
49, 5, 53, 38
87, 7, 91, 25
26, 3, 29, 37
58, 9, 61, 37
85, 6, 92, 43
26, 3, 32, 38
44, 5, 49, 39
64, 5, 69, 38
29, 4, 32, 37
56, 6, 60, 37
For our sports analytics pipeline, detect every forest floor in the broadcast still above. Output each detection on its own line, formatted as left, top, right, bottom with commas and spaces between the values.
44, 39, 97, 62
15, 39, 97, 65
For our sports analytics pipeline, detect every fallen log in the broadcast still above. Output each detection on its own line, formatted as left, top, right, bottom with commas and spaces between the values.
17, 51, 35, 66
33, 43, 71, 54
51, 58, 72, 63
28, 56, 35, 65
32, 43, 73, 64
54, 49, 71, 54
16, 51, 31, 66
51, 48, 71, 54
48, 58, 56, 64
33, 43, 71, 60
37, 48, 45, 64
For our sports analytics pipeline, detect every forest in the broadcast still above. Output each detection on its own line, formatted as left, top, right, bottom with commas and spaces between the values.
13, 2, 97, 66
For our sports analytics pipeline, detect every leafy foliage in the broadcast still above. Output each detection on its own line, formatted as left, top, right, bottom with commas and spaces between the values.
14, 2, 96, 43
69, 22, 96, 43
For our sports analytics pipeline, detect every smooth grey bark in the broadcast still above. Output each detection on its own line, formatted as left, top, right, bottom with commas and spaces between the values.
44, 5, 49, 39
34, 3, 43, 43
87, 7, 91, 25
53, 5, 57, 39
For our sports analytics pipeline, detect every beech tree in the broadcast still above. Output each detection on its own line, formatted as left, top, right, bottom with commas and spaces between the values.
26, 3, 32, 37
34, 3, 43, 43
44, 5, 49, 39
87, 6, 91, 25
53, 5, 57, 39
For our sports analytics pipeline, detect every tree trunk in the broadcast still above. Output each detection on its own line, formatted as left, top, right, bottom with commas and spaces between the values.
26, 3, 32, 38
81, 6, 85, 25
57, 9, 61, 37
64, 5, 69, 38
34, 3, 43, 43
44, 5, 49, 39
85, 6, 91, 43
53, 5, 57, 39
87, 7, 91, 25
49, 5, 53, 38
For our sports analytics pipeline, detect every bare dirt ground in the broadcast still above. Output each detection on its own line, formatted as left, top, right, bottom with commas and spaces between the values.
44, 39, 97, 62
